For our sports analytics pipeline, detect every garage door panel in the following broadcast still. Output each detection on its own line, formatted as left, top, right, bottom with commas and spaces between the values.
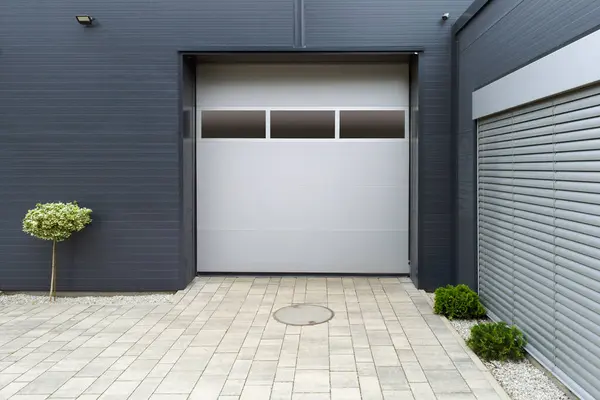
197, 229, 407, 273
197, 140, 406, 185
198, 185, 406, 231
197, 63, 409, 108
197, 141, 407, 231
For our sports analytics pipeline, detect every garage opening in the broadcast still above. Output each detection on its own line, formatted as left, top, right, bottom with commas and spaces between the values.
193, 55, 412, 274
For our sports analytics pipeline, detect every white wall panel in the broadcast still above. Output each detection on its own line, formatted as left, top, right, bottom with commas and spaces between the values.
473, 29, 600, 119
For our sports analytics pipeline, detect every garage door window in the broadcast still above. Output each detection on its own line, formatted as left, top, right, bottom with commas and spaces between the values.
199, 108, 407, 140
270, 111, 335, 139
340, 110, 405, 139
201, 110, 266, 138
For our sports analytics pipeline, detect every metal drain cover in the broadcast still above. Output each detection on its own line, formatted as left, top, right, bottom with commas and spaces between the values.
273, 304, 334, 326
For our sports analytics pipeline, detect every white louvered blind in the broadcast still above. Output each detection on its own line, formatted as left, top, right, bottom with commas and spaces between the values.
478, 83, 600, 400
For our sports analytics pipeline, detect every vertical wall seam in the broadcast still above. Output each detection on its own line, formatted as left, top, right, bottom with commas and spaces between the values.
300, 0, 306, 48
510, 113, 516, 325
551, 100, 558, 369
293, 0, 305, 48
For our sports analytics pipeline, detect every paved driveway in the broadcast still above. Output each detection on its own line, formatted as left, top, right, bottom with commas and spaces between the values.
0, 277, 507, 399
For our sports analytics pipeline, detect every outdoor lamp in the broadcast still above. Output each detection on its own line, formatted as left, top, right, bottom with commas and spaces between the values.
75, 15, 95, 26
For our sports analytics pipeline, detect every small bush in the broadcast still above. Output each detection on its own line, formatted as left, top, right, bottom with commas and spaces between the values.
433, 284, 486, 319
467, 322, 527, 361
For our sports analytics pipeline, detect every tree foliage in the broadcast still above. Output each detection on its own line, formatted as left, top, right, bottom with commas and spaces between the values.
23, 202, 92, 242
22, 202, 92, 301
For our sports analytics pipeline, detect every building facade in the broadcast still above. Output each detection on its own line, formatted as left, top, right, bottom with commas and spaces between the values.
454, 1, 600, 399
4, 0, 600, 397
0, 0, 473, 291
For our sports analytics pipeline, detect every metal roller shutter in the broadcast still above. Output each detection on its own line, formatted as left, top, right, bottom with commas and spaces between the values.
478, 83, 600, 400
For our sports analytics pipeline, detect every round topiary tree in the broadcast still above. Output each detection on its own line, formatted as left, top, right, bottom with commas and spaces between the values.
22, 202, 92, 301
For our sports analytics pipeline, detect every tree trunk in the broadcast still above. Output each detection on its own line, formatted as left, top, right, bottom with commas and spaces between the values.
50, 240, 57, 301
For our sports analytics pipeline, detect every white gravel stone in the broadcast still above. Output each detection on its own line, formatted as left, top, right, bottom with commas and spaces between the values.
0, 293, 173, 306
486, 359, 570, 400
448, 318, 487, 341
427, 292, 571, 400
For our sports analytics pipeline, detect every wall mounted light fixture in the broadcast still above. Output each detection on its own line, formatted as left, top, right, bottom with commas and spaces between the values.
75, 15, 95, 26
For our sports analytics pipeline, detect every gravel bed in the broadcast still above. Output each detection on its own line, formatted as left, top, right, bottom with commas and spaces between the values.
427, 293, 571, 400
0, 293, 174, 306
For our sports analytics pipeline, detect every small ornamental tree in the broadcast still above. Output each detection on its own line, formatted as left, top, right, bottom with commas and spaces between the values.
23, 202, 92, 300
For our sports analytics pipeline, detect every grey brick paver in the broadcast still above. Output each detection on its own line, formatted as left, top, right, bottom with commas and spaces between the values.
0, 277, 507, 400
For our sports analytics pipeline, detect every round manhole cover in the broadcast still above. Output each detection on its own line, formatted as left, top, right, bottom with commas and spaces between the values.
273, 304, 335, 326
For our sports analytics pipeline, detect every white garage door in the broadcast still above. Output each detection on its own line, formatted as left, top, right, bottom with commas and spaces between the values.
196, 63, 409, 274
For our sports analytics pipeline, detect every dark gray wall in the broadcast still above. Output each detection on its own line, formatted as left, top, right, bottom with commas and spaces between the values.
181, 57, 197, 286
409, 56, 420, 286
454, 0, 600, 289
0, 0, 294, 291
0, 0, 472, 291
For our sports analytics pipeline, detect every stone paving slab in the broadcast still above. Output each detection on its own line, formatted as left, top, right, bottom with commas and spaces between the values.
0, 277, 509, 399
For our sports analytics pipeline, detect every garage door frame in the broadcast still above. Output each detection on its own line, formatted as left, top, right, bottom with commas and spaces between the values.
179, 51, 423, 290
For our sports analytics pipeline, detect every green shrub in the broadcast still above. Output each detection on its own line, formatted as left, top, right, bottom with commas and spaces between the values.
23, 202, 92, 300
467, 322, 527, 361
433, 284, 486, 319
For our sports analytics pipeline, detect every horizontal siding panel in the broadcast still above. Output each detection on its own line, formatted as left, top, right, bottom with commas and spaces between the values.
554, 327, 600, 377
479, 279, 513, 322
479, 227, 513, 250
513, 284, 554, 327
512, 200, 553, 217
512, 255, 554, 292
465, 3, 600, 399
478, 80, 600, 400
479, 218, 513, 238
556, 237, 600, 261
554, 85, 600, 107
479, 207, 512, 225
513, 218, 555, 239
555, 295, 600, 336
513, 315, 555, 362
555, 277, 600, 311
555, 347, 600, 400
512, 304, 554, 344
513, 192, 554, 206
479, 248, 513, 277
554, 105, 600, 125
555, 171, 600, 182
513, 208, 554, 226
555, 125, 600, 140
555, 189, 600, 204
